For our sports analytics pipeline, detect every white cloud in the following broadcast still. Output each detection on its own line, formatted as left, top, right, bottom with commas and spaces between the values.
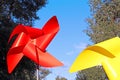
65, 42, 88, 56
66, 51, 74, 56
74, 42, 87, 50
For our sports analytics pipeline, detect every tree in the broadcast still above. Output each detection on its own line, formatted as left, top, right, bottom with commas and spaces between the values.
86, 0, 120, 43
55, 76, 67, 80
76, 71, 86, 80
76, 66, 108, 80
0, 0, 51, 80
38, 67, 51, 80
76, 0, 120, 80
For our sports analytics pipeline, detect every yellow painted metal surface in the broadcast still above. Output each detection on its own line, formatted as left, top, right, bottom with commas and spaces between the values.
69, 37, 120, 80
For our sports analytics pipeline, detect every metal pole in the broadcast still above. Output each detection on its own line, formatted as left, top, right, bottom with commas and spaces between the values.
36, 66, 39, 80
36, 46, 39, 80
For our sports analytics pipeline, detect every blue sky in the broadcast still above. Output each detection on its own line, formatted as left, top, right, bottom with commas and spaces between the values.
34, 0, 91, 80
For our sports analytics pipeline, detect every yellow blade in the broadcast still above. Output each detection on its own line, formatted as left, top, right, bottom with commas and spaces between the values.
69, 37, 120, 73
102, 58, 120, 80
69, 49, 105, 73
94, 37, 120, 57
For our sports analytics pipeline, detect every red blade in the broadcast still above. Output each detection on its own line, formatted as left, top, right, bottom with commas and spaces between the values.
8, 24, 26, 43
8, 24, 43, 43
42, 16, 60, 34
7, 46, 24, 73
36, 33, 56, 51
36, 16, 60, 51
7, 32, 29, 73
23, 43, 63, 67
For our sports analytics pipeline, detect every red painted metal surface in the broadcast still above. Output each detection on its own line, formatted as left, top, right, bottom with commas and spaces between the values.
7, 16, 63, 73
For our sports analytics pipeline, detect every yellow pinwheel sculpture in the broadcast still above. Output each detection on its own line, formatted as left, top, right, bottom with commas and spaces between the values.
69, 37, 120, 80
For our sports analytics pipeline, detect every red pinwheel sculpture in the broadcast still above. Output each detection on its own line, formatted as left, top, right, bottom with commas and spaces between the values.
7, 16, 63, 73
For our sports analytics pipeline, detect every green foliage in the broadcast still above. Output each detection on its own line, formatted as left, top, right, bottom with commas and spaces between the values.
0, 0, 51, 80
76, 0, 120, 80
86, 0, 120, 43
55, 76, 67, 80
76, 66, 108, 80
0, 0, 46, 26
38, 67, 51, 80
